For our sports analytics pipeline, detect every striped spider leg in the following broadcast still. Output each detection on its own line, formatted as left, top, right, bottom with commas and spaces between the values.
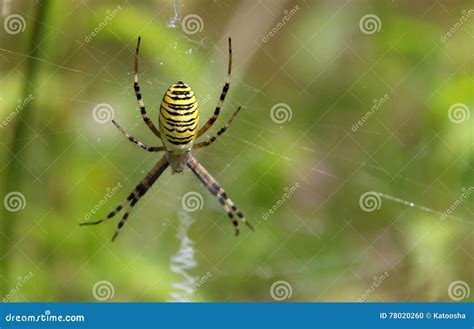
187, 155, 254, 235
196, 37, 232, 138
111, 119, 165, 152
80, 156, 169, 241
134, 36, 162, 139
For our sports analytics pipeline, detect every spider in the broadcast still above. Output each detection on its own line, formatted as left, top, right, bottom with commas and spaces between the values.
80, 37, 254, 241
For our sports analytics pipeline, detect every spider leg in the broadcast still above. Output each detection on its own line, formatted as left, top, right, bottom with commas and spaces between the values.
80, 156, 169, 241
134, 36, 162, 139
196, 37, 232, 138
187, 155, 254, 234
194, 106, 241, 149
112, 119, 165, 152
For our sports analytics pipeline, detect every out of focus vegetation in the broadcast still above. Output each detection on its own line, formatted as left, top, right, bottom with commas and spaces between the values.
0, 0, 472, 302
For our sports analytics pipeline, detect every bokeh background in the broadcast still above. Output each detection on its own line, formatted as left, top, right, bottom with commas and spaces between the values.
0, 0, 472, 302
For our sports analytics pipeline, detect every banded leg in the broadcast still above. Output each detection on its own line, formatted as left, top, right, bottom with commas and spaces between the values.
194, 106, 241, 149
196, 37, 232, 138
112, 119, 165, 152
134, 36, 162, 139
187, 155, 254, 234
80, 156, 169, 241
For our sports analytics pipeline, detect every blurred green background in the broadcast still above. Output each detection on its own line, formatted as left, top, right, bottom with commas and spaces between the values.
0, 0, 472, 302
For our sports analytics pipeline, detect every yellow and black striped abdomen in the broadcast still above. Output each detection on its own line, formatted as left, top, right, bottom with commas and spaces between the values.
159, 81, 199, 153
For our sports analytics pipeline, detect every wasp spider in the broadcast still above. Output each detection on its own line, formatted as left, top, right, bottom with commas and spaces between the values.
81, 37, 254, 241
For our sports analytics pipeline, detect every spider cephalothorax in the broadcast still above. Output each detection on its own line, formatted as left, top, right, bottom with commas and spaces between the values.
80, 37, 253, 241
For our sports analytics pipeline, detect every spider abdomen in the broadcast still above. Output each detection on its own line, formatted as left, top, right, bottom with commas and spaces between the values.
159, 81, 199, 153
